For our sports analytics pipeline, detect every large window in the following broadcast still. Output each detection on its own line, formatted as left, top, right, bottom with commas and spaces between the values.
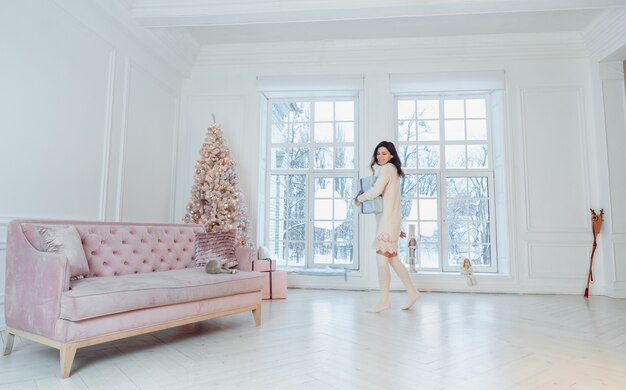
267, 98, 358, 269
396, 95, 497, 272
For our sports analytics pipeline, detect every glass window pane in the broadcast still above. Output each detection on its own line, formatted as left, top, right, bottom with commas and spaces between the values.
447, 199, 468, 219
398, 100, 416, 120
334, 177, 354, 198
269, 219, 284, 241
406, 199, 418, 220
470, 244, 491, 265
314, 199, 333, 219
417, 100, 439, 119
445, 145, 466, 168
468, 177, 488, 198
401, 174, 418, 196
466, 99, 486, 118
271, 148, 289, 169
288, 242, 305, 266
334, 199, 350, 220
469, 222, 490, 243
398, 120, 412, 142
271, 122, 288, 143
419, 199, 438, 220
334, 146, 355, 169
335, 221, 354, 241
270, 240, 285, 262
467, 145, 488, 168
335, 243, 353, 264
448, 221, 469, 242
335, 101, 354, 121
466, 119, 487, 140
314, 122, 333, 143
448, 243, 468, 266
273, 148, 310, 169
472, 198, 490, 220
314, 242, 332, 263
315, 101, 333, 121
419, 221, 439, 242
444, 99, 464, 118
418, 120, 439, 141
399, 145, 417, 168
417, 145, 440, 168
445, 120, 465, 141
418, 174, 438, 197
270, 175, 286, 198
287, 199, 306, 220
287, 175, 306, 197
287, 222, 305, 241
446, 177, 467, 197
314, 221, 333, 240
290, 102, 311, 122
336, 122, 354, 142
419, 244, 439, 268
314, 147, 333, 169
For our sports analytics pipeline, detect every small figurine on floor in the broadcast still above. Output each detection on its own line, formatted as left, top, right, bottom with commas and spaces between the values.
205, 259, 237, 274
460, 258, 477, 286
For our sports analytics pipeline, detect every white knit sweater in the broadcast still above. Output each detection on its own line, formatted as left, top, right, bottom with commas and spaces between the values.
357, 163, 401, 254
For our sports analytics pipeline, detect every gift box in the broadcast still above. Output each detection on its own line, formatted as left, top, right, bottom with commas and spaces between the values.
252, 259, 277, 272
261, 270, 287, 300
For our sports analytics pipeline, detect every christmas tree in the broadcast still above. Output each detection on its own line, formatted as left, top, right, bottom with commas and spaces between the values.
183, 123, 253, 247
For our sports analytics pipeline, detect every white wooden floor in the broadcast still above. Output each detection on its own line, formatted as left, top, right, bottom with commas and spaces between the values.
2, 290, 626, 389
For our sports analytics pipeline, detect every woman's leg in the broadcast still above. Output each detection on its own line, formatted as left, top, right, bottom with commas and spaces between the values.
369, 254, 391, 313
388, 256, 421, 310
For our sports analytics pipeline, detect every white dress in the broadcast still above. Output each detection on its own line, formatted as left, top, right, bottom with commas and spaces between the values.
357, 163, 401, 255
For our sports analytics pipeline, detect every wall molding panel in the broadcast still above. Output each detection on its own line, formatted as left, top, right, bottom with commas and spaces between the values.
99, 49, 118, 221
520, 86, 590, 234
527, 241, 590, 280
115, 57, 132, 222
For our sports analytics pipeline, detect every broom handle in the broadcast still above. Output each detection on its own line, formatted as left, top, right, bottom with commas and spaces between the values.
584, 235, 598, 298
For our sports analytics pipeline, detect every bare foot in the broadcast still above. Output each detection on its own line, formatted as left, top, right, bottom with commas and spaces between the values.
367, 302, 391, 313
402, 291, 421, 310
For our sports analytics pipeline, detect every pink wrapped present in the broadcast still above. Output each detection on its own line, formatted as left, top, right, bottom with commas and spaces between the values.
253, 259, 277, 272
261, 271, 287, 300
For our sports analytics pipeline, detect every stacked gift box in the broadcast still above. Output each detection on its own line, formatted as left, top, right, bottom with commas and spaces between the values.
252, 259, 287, 299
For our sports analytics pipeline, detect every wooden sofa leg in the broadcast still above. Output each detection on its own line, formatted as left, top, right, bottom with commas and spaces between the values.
252, 304, 262, 326
3, 330, 15, 356
60, 343, 77, 378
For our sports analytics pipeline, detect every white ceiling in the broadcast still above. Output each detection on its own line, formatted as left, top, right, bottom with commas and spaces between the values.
130, 0, 626, 45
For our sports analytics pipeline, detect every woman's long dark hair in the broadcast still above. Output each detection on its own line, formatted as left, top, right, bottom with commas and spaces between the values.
370, 141, 404, 176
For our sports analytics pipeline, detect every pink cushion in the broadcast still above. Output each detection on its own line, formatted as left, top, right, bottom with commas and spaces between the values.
194, 230, 238, 269
60, 268, 264, 321
22, 223, 89, 278
235, 247, 253, 271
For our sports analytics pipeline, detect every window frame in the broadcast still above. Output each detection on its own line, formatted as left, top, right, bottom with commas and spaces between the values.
265, 96, 360, 270
395, 93, 498, 273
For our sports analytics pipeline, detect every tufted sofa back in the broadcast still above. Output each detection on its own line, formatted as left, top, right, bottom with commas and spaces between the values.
19, 220, 204, 278
77, 225, 204, 277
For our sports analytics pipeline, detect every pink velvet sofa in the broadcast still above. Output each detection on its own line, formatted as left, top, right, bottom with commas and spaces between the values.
3, 219, 264, 378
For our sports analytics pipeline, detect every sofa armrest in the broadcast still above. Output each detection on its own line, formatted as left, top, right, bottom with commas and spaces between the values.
235, 246, 253, 271
5, 220, 71, 338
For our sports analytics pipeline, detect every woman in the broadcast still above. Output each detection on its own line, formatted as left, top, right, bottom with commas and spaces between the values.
354, 141, 420, 313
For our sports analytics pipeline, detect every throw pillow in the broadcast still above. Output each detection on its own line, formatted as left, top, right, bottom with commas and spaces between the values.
194, 229, 238, 269
23, 224, 90, 278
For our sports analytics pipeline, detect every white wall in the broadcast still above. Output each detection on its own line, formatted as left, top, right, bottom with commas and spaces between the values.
584, 9, 626, 298
177, 32, 611, 295
0, 0, 196, 328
